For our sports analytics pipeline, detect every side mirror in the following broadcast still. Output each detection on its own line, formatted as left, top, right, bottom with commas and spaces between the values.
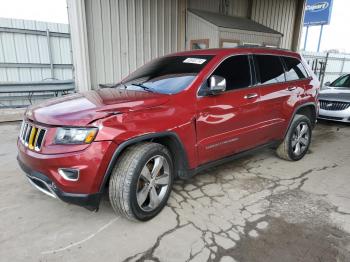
207, 75, 226, 95
324, 81, 331, 86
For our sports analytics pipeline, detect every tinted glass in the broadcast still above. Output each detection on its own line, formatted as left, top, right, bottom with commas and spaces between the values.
255, 55, 285, 84
330, 74, 350, 88
119, 55, 213, 94
283, 57, 308, 81
211, 55, 251, 91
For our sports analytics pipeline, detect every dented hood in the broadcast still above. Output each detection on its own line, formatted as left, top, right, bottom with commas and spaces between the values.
25, 88, 170, 126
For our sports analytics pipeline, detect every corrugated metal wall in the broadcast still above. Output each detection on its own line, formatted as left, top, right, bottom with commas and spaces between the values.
85, 0, 179, 89
188, 0, 221, 13
0, 18, 73, 83
81, 0, 301, 89
227, 0, 249, 17
189, 0, 249, 17
251, 0, 298, 49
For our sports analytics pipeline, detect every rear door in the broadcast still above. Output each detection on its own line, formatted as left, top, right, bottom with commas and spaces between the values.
281, 55, 313, 124
253, 54, 293, 141
196, 55, 265, 165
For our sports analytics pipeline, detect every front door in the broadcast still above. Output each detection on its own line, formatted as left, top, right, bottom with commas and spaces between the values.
196, 55, 264, 165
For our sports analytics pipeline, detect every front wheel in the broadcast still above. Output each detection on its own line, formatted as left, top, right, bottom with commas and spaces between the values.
276, 114, 312, 161
109, 142, 174, 221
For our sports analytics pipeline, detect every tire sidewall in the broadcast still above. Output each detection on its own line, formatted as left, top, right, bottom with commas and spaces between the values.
287, 115, 312, 161
129, 145, 174, 221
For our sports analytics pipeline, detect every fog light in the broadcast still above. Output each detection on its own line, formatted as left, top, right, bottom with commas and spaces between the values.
58, 168, 79, 181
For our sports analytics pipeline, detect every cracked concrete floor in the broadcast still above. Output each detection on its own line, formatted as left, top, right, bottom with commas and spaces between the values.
0, 120, 350, 262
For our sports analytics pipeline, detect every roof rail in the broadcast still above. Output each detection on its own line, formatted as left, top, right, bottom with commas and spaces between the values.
236, 45, 291, 51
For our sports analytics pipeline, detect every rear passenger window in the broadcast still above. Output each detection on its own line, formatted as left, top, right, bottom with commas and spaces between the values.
283, 57, 308, 81
212, 55, 251, 91
254, 55, 285, 85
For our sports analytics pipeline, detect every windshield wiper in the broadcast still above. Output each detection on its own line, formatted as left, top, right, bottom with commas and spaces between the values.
106, 82, 128, 89
131, 83, 155, 93
118, 82, 128, 89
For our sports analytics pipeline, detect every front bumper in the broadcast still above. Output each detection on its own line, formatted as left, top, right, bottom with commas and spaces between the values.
17, 140, 117, 193
17, 139, 118, 210
318, 108, 350, 123
18, 158, 101, 210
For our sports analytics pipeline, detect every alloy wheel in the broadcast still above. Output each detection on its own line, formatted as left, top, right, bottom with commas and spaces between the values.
291, 122, 310, 156
136, 155, 170, 211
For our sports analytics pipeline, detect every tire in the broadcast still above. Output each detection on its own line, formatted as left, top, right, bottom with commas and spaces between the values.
276, 114, 312, 161
109, 142, 174, 221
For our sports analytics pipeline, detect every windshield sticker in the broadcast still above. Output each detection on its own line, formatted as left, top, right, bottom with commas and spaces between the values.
183, 58, 206, 64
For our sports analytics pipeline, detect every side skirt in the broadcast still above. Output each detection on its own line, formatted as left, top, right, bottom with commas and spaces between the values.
182, 140, 281, 179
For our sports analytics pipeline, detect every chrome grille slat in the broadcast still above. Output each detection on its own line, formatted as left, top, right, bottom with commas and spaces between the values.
19, 122, 26, 141
319, 100, 350, 111
19, 121, 46, 151
21, 123, 28, 143
24, 125, 32, 145
34, 129, 46, 151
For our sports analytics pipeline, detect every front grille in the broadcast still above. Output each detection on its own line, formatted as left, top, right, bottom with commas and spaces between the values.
319, 100, 350, 111
19, 121, 46, 151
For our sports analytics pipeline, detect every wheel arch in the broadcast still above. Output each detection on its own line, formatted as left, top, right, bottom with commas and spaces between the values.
295, 104, 317, 127
99, 132, 190, 193
284, 102, 317, 138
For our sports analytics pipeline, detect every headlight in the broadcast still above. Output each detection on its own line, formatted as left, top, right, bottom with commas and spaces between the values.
54, 127, 98, 144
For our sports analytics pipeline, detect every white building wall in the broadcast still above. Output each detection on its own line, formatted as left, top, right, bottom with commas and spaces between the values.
0, 18, 72, 83
85, 0, 180, 89
186, 12, 219, 49
219, 29, 281, 47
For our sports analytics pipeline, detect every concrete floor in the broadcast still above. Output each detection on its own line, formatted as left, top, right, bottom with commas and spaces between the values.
0, 121, 350, 262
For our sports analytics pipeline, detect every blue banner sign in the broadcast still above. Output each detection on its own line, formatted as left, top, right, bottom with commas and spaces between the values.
304, 0, 333, 26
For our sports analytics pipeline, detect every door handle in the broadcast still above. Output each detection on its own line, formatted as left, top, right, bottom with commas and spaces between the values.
244, 93, 258, 99
287, 86, 297, 91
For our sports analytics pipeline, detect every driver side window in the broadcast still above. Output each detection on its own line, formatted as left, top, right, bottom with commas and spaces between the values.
211, 55, 252, 91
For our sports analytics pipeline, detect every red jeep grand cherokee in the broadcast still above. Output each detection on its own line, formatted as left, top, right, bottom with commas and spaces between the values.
17, 48, 319, 221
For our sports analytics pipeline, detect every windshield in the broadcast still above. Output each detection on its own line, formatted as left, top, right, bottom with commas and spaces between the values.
330, 74, 350, 88
116, 55, 213, 94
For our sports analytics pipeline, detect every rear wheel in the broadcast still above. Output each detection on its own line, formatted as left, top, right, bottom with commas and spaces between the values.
276, 114, 312, 161
109, 142, 173, 221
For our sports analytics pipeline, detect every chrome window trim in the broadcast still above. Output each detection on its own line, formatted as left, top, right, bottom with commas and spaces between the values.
196, 52, 312, 98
